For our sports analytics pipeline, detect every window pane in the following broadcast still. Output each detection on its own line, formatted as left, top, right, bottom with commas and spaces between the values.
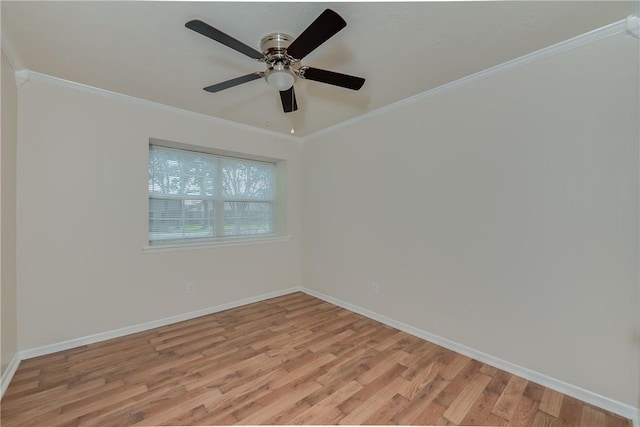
222, 158, 274, 201
149, 146, 216, 196
149, 198, 214, 242
223, 202, 272, 236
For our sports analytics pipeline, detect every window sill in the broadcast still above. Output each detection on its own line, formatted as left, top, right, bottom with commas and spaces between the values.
142, 235, 291, 253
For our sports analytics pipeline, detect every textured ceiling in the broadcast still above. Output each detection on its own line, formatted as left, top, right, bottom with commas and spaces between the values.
1, 1, 635, 136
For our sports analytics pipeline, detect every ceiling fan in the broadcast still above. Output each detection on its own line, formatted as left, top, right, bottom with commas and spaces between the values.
185, 9, 365, 113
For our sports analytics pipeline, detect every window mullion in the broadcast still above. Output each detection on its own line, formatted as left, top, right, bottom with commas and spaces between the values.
215, 157, 225, 237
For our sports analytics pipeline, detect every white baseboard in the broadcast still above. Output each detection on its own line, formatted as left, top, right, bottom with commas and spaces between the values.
19, 287, 302, 360
1, 353, 21, 399
300, 287, 639, 425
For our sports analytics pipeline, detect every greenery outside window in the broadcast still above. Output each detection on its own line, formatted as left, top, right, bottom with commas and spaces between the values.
148, 144, 276, 245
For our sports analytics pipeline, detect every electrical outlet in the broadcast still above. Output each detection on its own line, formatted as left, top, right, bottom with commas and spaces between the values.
186, 283, 195, 294
371, 282, 380, 295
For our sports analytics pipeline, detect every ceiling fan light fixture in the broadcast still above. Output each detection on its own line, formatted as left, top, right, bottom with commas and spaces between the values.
266, 68, 295, 91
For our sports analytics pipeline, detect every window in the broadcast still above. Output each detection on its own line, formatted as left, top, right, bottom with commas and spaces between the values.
148, 145, 276, 245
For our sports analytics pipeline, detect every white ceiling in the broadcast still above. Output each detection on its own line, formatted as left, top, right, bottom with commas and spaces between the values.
2, 1, 635, 137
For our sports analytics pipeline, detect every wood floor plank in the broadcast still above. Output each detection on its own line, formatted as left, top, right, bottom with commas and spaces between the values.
234, 380, 322, 425
531, 410, 557, 427
392, 376, 450, 424
485, 412, 510, 426
479, 364, 498, 376
524, 380, 545, 402
459, 389, 501, 426
269, 353, 336, 390
400, 361, 444, 401
3, 376, 106, 412
289, 380, 362, 424
582, 405, 607, 427
413, 401, 449, 425
440, 353, 472, 380
509, 395, 539, 427
1, 292, 632, 427
163, 404, 208, 426
355, 349, 410, 385
434, 358, 482, 409
442, 372, 492, 424
336, 363, 407, 416
148, 320, 220, 344
195, 383, 275, 425
557, 395, 584, 426
314, 348, 377, 387
607, 413, 636, 427
261, 398, 312, 425
154, 328, 226, 352
486, 368, 511, 396
29, 383, 148, 427
75, 383, 184, 426
363, 393, 412, 425
206, 368, 285, 410
338, 376, 409, 425
400, 345, 439, 380
492, 375, 528, 419
539, 387, 564, 417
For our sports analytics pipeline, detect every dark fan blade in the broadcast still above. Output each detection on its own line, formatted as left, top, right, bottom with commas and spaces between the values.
203, 72, 263, 93
301, 67, 365, 90
279, 86, 298, 113
286, 9, 346, 60
186, 20, 263, 60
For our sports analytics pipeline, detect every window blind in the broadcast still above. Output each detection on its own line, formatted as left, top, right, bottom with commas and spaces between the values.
148, 145, 275, 244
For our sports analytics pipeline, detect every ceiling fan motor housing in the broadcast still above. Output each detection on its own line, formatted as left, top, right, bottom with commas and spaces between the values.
260, 33, 294, 58
261, 33, 296, 90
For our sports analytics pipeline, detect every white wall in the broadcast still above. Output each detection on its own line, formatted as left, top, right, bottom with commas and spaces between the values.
16, 76, 302, 350
303, 33, 639, 407
1, 49, 18, 375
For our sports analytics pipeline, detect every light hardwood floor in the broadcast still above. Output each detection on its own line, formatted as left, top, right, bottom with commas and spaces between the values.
1, 292, 632, 426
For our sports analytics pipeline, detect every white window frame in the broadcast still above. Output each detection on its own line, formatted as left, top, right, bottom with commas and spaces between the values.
145, 139, 288, 252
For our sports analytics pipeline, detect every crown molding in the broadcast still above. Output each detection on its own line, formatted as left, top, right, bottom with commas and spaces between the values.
303, 18, 629, 142
23, 70, 302, 143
